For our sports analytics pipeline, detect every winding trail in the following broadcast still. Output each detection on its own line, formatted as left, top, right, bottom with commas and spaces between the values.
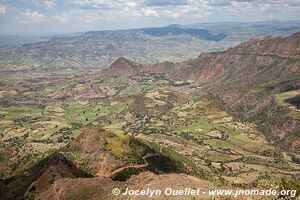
104, 153, 159, 178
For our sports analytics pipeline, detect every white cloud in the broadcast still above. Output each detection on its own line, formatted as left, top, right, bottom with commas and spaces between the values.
1, 0, 300, 34
22, 0, 56, 9
259, 3, 271, 12
19, 10, 48, 23
138, 4, 211, 19
140, 8, 160, 17
54, 0, 213, 22
230, 1, 253, 12
0, 4, 6, 14
46, 0, 298, 23
68, 0, 132, 9
51, 9, 113, 24
44, 0, 56, 9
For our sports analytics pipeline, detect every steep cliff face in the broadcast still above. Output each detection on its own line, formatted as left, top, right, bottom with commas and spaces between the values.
103, 32, 300, 84
189, 33, 300, 155
177, 32, 300, 84
227, 32, 300, 58
102, 32, 300, 155
198, 33, 300, 155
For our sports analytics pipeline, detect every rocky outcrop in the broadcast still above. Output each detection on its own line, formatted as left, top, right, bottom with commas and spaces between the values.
0, 153, 88, 200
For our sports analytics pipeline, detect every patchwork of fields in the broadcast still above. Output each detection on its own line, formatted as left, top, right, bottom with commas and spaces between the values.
1, 71, 299, 190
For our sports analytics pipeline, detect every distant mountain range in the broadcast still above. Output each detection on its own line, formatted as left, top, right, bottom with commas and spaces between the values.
0, 20, 300, 81
139, 24, 226, 41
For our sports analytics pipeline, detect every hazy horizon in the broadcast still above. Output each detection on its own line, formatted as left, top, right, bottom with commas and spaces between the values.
0, 19, 300, 37
1, 0, 300, 35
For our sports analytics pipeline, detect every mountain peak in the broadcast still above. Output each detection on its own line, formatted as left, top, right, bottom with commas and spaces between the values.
102, 57, 139, 77
112, 57, 132, 65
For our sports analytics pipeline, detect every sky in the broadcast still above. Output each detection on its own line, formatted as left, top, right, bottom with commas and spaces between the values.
0, 0, 300, 35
